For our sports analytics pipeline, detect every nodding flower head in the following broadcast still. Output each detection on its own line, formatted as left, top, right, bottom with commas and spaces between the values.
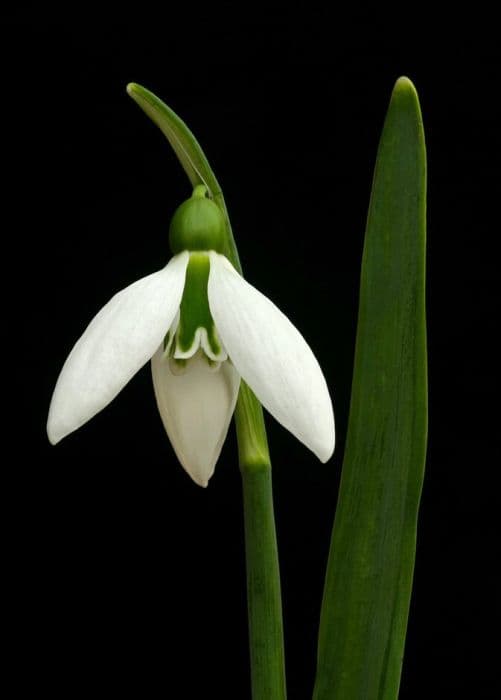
47, 186, 335, 486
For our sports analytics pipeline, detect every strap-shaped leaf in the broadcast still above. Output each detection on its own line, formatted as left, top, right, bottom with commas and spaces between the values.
314, 77, 427, 699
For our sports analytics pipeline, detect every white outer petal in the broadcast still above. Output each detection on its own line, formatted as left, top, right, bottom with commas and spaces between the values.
208, 252, 335, 462
151, 351, 240, 487
47, 252, 189, 444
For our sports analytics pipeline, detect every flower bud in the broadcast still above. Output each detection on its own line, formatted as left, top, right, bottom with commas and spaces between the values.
169, 184, 225, 254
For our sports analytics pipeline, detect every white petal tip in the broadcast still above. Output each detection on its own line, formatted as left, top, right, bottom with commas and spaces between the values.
311, 423, 335, 463
180, 457, 215, 488
317, 441, 335, 463
47, 421, 62, 446
47, 407, 77, 445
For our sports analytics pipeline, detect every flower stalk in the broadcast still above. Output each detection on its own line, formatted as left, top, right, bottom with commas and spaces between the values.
127, 83, 288, 699
241, 456, 287, 700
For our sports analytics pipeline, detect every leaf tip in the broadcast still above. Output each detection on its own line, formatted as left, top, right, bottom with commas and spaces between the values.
394, 75, 416, 91
389, 76, 423, 126
126, 82, 149, 104
392, 76, 420, 103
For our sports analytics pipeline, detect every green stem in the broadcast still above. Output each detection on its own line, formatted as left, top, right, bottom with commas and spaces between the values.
234, 384, 286, 699
237, 386, 286, 698
127, 83, 287, 699
240, 468, 286, 699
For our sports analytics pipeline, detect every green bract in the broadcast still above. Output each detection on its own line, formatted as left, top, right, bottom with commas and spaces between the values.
169, 184, 225, 254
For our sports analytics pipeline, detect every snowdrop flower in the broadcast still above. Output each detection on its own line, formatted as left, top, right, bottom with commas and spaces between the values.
48, 186, 335, 485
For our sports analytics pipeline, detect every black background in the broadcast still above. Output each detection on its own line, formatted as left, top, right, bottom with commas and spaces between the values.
5, 6, 499, 698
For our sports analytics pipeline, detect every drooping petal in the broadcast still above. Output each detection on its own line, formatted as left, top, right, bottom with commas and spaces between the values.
47, 252, 190, 444
208, 252, 335, 462
151, 351, 240, 487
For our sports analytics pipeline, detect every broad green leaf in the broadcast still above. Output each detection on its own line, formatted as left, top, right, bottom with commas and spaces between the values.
314, 77, 427, 700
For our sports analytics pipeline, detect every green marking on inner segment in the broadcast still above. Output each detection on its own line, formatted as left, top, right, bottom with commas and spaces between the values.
176, 252, 222, 357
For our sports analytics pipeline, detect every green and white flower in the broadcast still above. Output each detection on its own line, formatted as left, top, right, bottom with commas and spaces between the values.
47, 186, 335, 486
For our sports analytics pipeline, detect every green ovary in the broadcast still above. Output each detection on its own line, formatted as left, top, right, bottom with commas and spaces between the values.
165, 252, 225, 363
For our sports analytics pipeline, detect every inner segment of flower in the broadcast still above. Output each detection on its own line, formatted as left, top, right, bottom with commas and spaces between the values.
163, 252, 227, 368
